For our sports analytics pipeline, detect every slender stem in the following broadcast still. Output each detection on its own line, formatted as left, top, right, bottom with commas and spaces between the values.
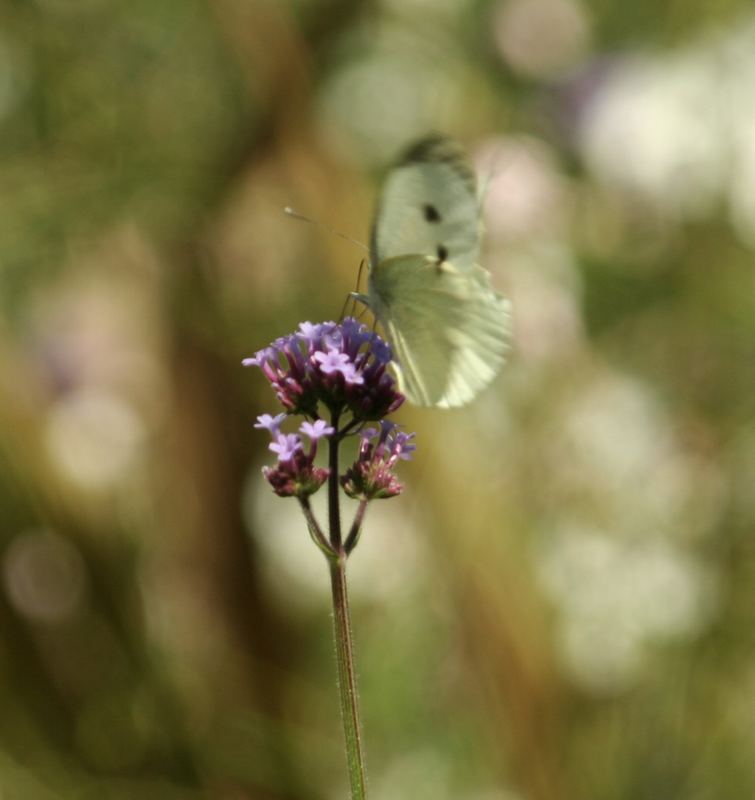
339, 418, 363, 437
344, 499, 369, 555
328, 410, 342, 549
330, 553, 368, 799
326, 409, 368, 798
298, 497, 335, 559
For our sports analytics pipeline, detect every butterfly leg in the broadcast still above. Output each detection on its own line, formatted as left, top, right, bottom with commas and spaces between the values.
347, 291, 377, 327
341, 291, 370, 322
338, 260, 369, 320
350, 259, 368, 317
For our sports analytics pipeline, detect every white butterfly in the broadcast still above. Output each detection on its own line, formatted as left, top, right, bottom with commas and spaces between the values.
355, 135, 512, 408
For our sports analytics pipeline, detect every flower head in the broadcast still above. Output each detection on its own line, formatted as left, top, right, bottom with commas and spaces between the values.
256, 420, 330, 498
262, 451, 330, 498
341, 422, 416, 500
246, 319, 416, 506
243, 318, 404, 420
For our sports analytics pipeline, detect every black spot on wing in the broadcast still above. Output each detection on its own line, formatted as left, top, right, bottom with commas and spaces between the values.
436, 244, 448, 262
423, 204, 441, 222
397, 134, 477, 194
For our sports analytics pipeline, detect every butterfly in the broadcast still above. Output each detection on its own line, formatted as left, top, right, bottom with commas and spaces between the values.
354, 135, 512, 408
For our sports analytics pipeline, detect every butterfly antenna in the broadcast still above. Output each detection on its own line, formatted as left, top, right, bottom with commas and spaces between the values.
284, 207, 370, 255
284, 208, 373, 323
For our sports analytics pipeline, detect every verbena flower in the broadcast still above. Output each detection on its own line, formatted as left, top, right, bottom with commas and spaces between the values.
257, 417, 332, 498
246, 318, 414, 506
244, 317, 418, 796
243, 318, 404, 420
254, 413, 286, 436
341, 421, 416, 500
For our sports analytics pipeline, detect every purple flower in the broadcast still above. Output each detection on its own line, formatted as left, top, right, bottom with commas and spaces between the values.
314, 349, 364, 384
270, 433, 302, 462
243, 317, 404, 420
377, 420, 416, 462
300, 419, 335, 441
297, 321, 321, 341
254, 426, 330, 499
341, 424, 416, 500
262, 449, 330, 498
254, 413, 287, 436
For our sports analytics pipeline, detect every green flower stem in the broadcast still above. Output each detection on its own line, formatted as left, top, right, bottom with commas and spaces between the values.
344, 499, 368, 555
327, 414, 368, 799
330, 553, 368, 800
298, 497, 335, 559
328, 411, 343, 549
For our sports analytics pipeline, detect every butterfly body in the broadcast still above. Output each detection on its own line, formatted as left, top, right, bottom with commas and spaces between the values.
361, 135, 511, 408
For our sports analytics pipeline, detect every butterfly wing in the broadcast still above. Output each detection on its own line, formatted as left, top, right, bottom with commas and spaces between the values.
368, 255, 511, 408
370, 135, 481, 273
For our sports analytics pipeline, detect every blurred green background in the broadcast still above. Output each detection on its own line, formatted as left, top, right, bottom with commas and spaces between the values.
1, 1, 754, 798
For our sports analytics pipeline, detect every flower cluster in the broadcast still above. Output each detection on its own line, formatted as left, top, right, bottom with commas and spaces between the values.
254, 414, 333, 497
341, 421, 416, 500
244, 318, 404, 420
245, 319, 415, 504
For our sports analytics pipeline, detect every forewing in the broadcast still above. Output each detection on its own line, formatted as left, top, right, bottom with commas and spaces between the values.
369, 255, 511, 408
370, 135, 481, 272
